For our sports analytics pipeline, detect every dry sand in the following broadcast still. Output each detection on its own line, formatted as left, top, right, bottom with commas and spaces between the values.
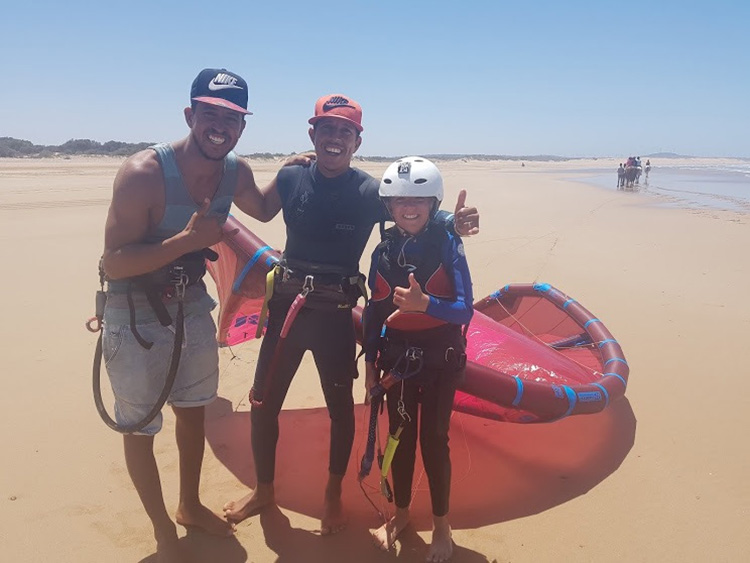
0, 156, 748, 562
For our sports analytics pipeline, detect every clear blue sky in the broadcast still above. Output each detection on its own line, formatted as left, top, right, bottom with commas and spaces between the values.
2, 0, 748, 157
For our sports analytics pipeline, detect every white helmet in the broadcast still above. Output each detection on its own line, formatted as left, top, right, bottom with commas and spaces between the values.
379, 156, 443, 205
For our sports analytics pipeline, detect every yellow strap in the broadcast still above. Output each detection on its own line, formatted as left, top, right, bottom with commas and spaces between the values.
380, 426, 404, 479
255, 266, 277, 339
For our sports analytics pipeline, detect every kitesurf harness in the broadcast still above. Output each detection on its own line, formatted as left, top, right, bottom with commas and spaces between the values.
88, 249, 216, 433
249, 256, 367, 405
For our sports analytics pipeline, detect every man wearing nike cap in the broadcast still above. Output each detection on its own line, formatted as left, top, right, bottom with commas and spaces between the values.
100, 68, 298, 562
222, 93, 480, 535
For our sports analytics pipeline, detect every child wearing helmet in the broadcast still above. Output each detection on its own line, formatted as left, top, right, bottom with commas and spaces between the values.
363, 156, 474, 560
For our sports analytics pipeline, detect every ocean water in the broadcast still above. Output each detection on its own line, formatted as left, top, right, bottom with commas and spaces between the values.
570, 162, 750, 213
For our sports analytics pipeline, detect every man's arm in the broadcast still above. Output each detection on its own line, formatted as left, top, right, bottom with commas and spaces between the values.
232, 159, 283, 222
233, 153, 314, 222
102, 153, 223, 280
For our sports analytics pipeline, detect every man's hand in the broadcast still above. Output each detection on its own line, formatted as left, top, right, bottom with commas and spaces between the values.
454, 189, 479, 236
392, 273, 429, 313
182, 198, 234, 250
284, 152, 316, 167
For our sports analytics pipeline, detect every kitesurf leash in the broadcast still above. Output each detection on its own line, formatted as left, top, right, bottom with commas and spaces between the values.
358, 347, 424, 514
249, 274, 313, 406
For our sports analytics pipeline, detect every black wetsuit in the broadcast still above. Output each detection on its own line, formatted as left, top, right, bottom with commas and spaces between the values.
251, 164, 391, 482
364, 223, 473, 516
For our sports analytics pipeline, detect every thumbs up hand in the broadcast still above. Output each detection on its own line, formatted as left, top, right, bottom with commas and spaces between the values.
453, 189, 479, 236
392, 273, 429, 313
183, 198, 224, 250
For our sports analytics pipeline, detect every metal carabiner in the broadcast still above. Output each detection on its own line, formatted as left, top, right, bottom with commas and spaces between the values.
397, 398, 411, 423
301, 274, 314, 297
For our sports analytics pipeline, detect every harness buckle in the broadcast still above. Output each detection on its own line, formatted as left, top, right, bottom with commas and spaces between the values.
301, 274, 314, 297
171, 265, 188, 300
405, 347, 423, 362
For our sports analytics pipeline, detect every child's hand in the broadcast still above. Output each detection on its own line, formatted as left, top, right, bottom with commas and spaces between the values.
392, 273, 429, 313
364, 362, 379, 405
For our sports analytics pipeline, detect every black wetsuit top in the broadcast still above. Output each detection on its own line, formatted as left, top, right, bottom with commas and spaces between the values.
277, 163, 386, 272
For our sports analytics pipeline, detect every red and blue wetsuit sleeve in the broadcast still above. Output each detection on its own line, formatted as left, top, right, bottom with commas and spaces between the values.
425, 232, 474, 325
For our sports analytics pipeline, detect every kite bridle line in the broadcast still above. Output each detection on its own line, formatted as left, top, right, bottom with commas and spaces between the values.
491, 295, 604, 378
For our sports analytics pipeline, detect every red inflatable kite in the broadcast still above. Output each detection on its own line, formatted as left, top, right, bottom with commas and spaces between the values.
208, 216, 629, 423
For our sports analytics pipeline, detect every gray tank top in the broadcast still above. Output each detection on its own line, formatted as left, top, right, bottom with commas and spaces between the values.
104, 143, 239, 325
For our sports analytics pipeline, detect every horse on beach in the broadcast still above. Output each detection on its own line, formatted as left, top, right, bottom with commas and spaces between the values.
624, 165, 640, 190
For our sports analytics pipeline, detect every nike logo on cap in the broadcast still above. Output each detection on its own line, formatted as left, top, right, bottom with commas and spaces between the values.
208, 73, 243, 91
323, 96, 355, 111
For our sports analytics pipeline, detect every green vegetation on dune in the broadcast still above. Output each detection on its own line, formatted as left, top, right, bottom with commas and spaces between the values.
0, 137, 154, 158
3, 136, 699, 162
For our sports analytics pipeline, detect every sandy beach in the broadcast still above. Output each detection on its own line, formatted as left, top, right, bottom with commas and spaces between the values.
1, 155, 748, 563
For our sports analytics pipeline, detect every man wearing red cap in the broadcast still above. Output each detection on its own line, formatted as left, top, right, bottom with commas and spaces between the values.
100, 68, 303, 562
222, 94, 479, 535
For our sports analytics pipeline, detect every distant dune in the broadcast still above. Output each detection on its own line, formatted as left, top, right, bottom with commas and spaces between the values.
3, 136, 741, 161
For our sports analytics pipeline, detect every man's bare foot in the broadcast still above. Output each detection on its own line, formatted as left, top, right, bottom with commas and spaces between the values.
426, 515, 453, 562
320, 474, 347, 535
222, 483, 275, 524
176, 502, 234, 537
371, 507, 410, 550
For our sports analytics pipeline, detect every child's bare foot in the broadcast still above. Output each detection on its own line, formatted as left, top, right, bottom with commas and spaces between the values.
223, 483, 275, 524
176, 502, 235, 536
426, 515, 453, 562
371, 507, 410, 550
320, 474, 347, 535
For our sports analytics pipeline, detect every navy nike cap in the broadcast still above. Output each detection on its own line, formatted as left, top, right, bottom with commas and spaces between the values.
190, 68, 252, 115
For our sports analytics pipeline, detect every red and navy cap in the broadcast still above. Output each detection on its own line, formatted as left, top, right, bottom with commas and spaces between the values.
308, 94, 363, 132
190, 68, 252, 115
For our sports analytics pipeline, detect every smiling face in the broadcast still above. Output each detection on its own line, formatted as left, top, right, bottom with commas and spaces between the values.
387, 196, 435, 235
308, 117, 362, 177
184, 102, 246, 161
